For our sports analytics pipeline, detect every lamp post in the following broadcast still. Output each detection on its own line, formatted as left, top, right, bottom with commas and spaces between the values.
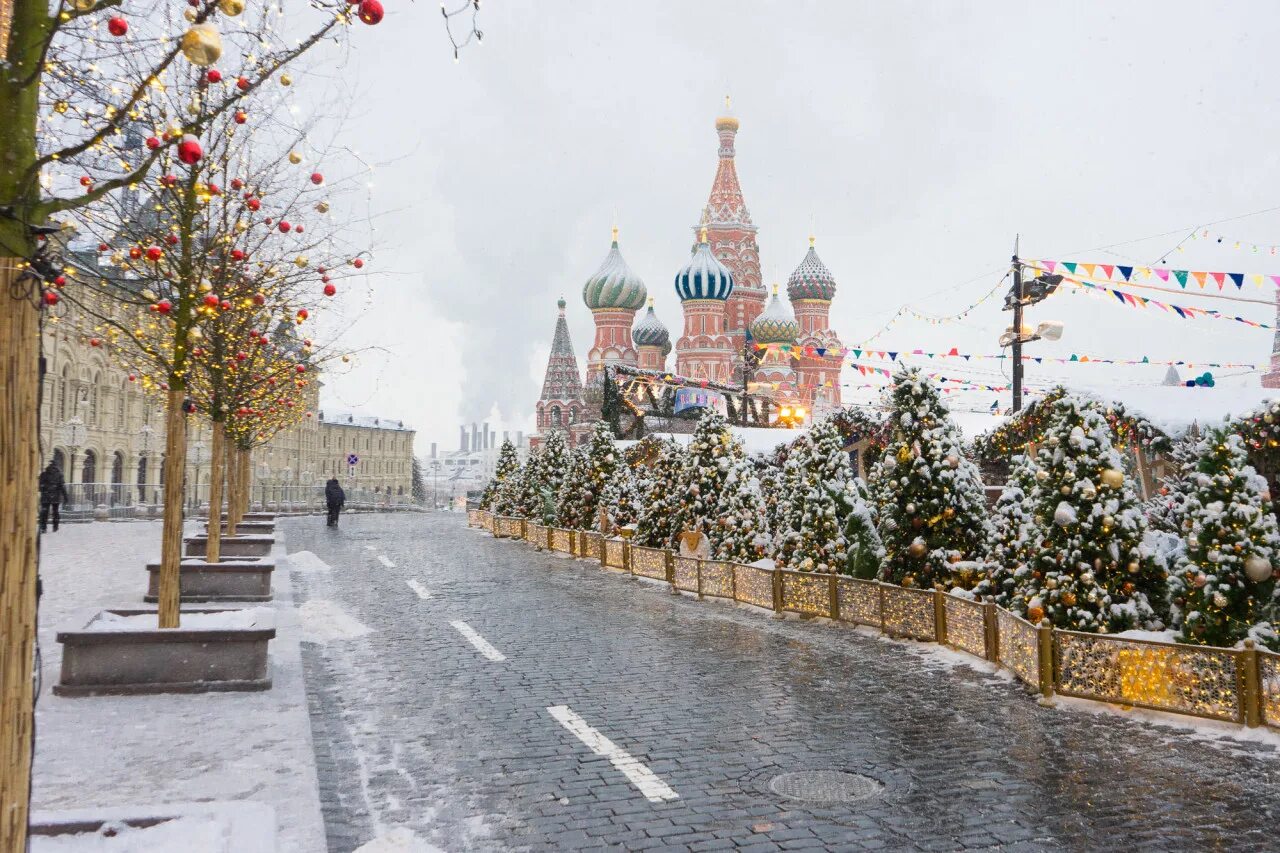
138, 422, 155, 504
776, 403, 807, 429
430, 460, 441, 510
60, 397, 89, 505
1002, 237, 1065, 412
189, 439, 207, 511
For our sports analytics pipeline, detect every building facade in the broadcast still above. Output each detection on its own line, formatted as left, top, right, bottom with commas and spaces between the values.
533, 103, 848, 442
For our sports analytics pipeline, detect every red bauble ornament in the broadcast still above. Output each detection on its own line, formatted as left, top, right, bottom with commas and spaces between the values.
44, 291, 59, 305
358, 0, 384, 25
97, 243, 109, 252
234, 111, 247, 124
295, 364, 306, 373
128, 374, 136, 382
160, 174, 177, 186
236, 351, 248, 362
155, 299, 172, 314
296, 308, 309, 321
352, 258, 364, 269
182, 398, 197, 414
145, 246, 162, 261
89, 337, 101, 347
237, 76, 250, 91
53, 275, 66, 287
278, 220, 291, 233
220, 300, 231, 311
252, 292, 266, 305
206, 69, 222, 83
295, 224, 304, 234
165, 234, 179, 245
177, 134, 203, 165
107, 17, 128, 36
145, 136, 160, 150
230, 178, 243, 190
231, 249, 246, 261
203, 294, 220, 307
323, 283, 336, 297
128, 247, 142, 260
247, 198, 261, 211
79, 176, 92, 187
310, 172, 324, 185
208, 183, 220, 195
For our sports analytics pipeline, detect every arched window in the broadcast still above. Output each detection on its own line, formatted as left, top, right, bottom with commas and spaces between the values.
568, 409, 576, 424
136, 456, 148, 502
81, 449, 97, 485
551, 406, 562, 426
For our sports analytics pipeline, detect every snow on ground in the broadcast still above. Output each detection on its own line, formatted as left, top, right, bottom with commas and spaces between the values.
29, 816, 226, 852
87, 607, 272, 632
1053, 695, 1280, 754
352, 827, 445, 853
286, 550, 332, 573
297, 599, 371, 643
32, 520, 326, 853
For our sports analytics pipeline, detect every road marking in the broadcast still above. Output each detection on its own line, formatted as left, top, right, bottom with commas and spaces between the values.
546, 705, 679, 803
363, 545, 376, 551
449, 621, 506, 662
406, 579, 431, 600
377, 554, 395, 568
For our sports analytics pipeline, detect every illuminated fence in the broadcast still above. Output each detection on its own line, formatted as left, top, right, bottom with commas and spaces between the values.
467, 511, 1280, 731
525, 522, 550, 549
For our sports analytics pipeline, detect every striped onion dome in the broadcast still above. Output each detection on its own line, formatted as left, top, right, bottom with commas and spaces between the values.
674, 228, 734, 302
786, 237, 837, 302
582, 227, 647, 311
750, 285, 799, 344
632, 298, 671, 353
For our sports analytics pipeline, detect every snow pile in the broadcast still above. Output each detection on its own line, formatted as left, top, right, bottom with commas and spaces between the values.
298, 599, 370, 643
353, 827, 445, 853
88, 608, 270, 632
30, 816, 227, 852
286, 550, 332, 573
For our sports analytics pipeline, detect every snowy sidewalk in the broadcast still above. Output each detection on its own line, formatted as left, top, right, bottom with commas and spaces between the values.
31, 520, 326, 853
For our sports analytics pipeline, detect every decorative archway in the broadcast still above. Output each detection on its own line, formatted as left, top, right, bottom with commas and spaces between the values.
111, 451, 125, 505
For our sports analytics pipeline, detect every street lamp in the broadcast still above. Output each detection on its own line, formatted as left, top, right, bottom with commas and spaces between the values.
60, 396, 89, 504
776, 404, 807, 429
1003, 241, 1065, 412
138, 422, 155, 504
190, 440, 207, 510
430, 460, 441, 510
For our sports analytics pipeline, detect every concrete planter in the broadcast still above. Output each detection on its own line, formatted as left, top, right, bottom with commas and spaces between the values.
54, 606, 275, 696
184, 533, 274, 558
145, 559, 274, 602
209, 521, 276, 535
30, 801, 275, 852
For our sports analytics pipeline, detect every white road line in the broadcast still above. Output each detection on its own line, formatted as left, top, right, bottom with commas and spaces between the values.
363, 545, 376, 551
377, 554, 395, 568
546, 705, 679, 803
449, 621, 506, 662
406, 579, 431, 600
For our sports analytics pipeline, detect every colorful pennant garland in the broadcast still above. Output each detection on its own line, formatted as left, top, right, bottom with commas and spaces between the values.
752, 341, 1256, 369
1030, 258, 1280, 292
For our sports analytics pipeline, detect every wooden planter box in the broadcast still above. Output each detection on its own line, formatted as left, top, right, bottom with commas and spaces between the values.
30, 801, 275, 853
184, 534, 274, 558
208, 521, 276, 536
54, 607, 275, 697
145, 559, 274, 602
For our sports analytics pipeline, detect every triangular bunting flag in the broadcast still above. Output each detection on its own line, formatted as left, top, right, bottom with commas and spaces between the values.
887, 352, 898, 361
1101, 264, 1114, 279
1174, 270, 1189, 288
1192, 271, 1207, 288
1044, 260, 1057, 272
1063, 262, 1078, 274
1211, 272, 1225, 289
1081, 263, 1096, 278
1157, 269, 1171, 282
1117, 265, 1133, 281
1229, 273, 1244, 289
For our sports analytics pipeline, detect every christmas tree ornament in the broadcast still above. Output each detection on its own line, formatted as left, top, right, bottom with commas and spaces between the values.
218, 0, 246, 14
1244, 554, 1272, 583
107, 16, 128, 36
181, 24, 223, 67
1100, 468, 1124, 489
288, 151, 302, 164
280, 73, 293, 86
177, 134, 203, 164
358, 0, 385, 25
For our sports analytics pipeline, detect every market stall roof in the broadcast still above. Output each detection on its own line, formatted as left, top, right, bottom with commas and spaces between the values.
1058, 384, 1278, 437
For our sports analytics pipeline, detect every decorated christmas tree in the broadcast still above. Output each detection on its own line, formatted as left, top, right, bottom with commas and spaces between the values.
755, 460, 787, 540
1145, 434, 1200, 535
538, 430, 571, 525
1009, 395, 1167, 632
634, 439, 686, 548
491, 458, 525, 518
770, 434, 813, 568
480, 440, 519, 511
974, 453, 1037, 605
714, 456, 771, 563
556, 448, 595, 530
510, 448, 545, 520
779, 419, 857, 573
602, 462, 644, 530
557, 421, 621, 531
844, 478, 885, 579
1174, 430, 1280, 648
871, 368, 992, 588
674, 410, 743, 550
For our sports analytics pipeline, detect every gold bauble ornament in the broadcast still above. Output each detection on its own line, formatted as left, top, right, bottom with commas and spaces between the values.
288, 151, 302, 165
294, 255, 308, 268
54, 100, 69, 114
1127, 561, 1139, 574
180, 23, 222, 67
72, 0, 95, 10
1027, 605, 1045, 623
1035, 469, 1049, 482
907, 540, 927, 558
944, 454, 960, 469
1101, 514, 1115, 528
315, 201, 330, 214
280, 73, 293, 87
1100, 468, 1124, 489
183, 7, 197, 22
1061, 591, 1077, 607
218, 0, 246, 15
1244, 555, 1273, 583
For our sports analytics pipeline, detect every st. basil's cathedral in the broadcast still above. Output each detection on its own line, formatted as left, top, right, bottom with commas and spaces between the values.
535, 104, 846, 446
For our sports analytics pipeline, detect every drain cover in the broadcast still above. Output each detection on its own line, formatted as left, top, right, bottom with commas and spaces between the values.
768, 770, 883, 803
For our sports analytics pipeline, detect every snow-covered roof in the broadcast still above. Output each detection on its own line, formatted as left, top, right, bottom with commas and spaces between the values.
1059, 385, 1278, 438
318, 412, 413, 431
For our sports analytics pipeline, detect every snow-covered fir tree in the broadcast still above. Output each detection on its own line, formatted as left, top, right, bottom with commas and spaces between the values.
779, 418, 857, 573
1175, 430, 1280, 649
634, 439, 686, 548
771, 434, 812, 568
973, 453, 1037, 606
755, 460, 786, 540
714, 456, 771, 563
491, 457, 525, 517
844, 478, 885, 579
601, 462, 643, 530
1145, 434, 1200, 535
871, 368, 993, 589
1009, 395, 1167, 632
556, 448, 595, 530
479, 439, 519, 511
557, 420, 622, 531
510, 448, 546, 520
537, 430, 570, 526
674, 410, 743, 550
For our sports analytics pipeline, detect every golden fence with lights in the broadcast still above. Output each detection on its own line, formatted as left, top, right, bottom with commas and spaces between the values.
470, 511, 1277, 730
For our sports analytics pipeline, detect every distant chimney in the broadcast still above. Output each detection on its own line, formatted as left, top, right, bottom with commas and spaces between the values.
471, 423, 479, 453
503, 430, 509, 445
459, 426, 468, 452
430, 442, 437, 459
489, 428, 495, 450
483, 422, 490, 450
516, 430, 524, 448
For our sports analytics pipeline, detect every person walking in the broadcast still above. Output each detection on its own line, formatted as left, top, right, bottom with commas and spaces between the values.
325, 478, 346, 528
38, 460, 68, 533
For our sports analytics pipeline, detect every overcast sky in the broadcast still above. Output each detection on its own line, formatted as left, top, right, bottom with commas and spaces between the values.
309, 1, 1280, 454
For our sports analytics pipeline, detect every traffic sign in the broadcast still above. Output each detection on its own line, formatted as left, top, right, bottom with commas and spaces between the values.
347, 453, 359, 466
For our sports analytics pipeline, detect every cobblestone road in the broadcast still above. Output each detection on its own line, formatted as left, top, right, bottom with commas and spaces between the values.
286, 513, 1280, 852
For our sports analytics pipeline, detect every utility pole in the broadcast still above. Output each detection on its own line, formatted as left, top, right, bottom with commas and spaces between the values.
1011, 235, 1023, 412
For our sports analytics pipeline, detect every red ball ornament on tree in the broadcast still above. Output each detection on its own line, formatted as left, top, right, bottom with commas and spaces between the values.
294, 224, 304, 234
53, 275, 66, 287
206, 69, 222, 84
295, 364, 306, 374
97, 243, 108, 252
203, 294, 220, 307
296, 308, 309, 321
79, 176, 92, 187
43, 291, 59, 306
107, 17, 128, 36
237, 76, 250, 91
247, 198, 261, 211
323, 283, 336, 297
278, 221, 291, 233
231, 249, 246, 261
145, 246, 162, 261
177, 135, 203, 165
310, 172, 323, 185
252, 292, 266, 305
357, 0, 384, 25
165, 234, 179, 245
234, 111, 247, 124
156, 299, 172, 315
352, 258, 364, 269
220, 300, 231, 311
145, 136, 160, 150
230, 178, 243, 190
89, 337, 101, 347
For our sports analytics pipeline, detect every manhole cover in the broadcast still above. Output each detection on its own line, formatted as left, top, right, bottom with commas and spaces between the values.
768, 770, 883, 803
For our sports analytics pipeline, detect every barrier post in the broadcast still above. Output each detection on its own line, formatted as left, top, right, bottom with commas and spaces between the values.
1037, 622, 1055, 699
772, 569, 783, 614
1241, 639, 1261, 728
983, 601, 999, 662
828, 575, 840, 621
933, 590, 947, 644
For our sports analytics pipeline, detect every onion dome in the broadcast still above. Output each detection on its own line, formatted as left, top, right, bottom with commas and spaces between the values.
675, 227, 734, 302
582, 227, 647, 311
750, 285, 799, 344
632, 297, 671, 352
786, 236, 837, 302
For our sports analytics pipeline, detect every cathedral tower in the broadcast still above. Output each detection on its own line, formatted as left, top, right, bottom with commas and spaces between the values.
582, 228, 647, 402
535, 298, 588, 445
786, 237, 844, 412
632, 298, 671, 372
675, 228, 736, 384
749, 284, 799, 397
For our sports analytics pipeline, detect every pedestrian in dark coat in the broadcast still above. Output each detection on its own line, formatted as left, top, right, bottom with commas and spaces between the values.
38, 461, 68, 533
325, 478, 346, 527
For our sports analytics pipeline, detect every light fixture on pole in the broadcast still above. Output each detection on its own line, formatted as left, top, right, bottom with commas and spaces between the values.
1002, 238, 1064, 412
